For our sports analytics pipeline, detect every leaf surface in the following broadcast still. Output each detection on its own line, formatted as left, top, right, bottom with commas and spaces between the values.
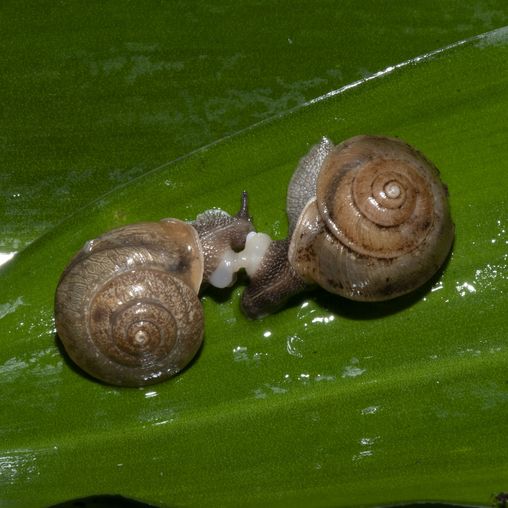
1, 27, 507, 508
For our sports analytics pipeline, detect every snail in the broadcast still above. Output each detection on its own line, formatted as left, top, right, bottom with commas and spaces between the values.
55, 193, 271, 386
55, 135, 454, 385
241, 135, 454, 318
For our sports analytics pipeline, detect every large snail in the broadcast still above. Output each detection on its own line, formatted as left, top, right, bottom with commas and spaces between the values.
55, 194, 271, 386
241, 135, 454, 317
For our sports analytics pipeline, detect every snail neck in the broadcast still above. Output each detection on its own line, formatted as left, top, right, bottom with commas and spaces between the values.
208, 232, 272, 289
240, 238, 308, 319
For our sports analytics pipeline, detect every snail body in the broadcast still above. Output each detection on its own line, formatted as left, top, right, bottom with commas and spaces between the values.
241, 135, 454, 317
55, 196, 271, 386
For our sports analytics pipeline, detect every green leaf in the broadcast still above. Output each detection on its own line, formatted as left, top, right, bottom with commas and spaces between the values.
1, 24, 508, 508
2, 1, 508, 253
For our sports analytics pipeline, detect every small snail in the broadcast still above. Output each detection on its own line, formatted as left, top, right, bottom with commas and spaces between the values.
241, 135, 454, 318
55, 194, 271, 386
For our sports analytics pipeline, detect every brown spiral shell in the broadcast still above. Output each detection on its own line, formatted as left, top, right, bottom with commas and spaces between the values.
55, 220, 205, 386
289, 135, 454, 301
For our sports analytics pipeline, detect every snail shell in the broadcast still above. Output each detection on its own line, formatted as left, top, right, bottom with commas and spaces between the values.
241, 135, 454, 317
288, 135, 454, 300
55, 220, 205, 386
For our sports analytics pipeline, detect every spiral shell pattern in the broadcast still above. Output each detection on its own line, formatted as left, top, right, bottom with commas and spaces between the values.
289, 135, 454, 301
55, 220, 204, 386
317, 135, 441, 259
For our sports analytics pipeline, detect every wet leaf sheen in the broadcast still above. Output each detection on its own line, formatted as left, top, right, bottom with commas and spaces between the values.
0, 28, 507, 508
